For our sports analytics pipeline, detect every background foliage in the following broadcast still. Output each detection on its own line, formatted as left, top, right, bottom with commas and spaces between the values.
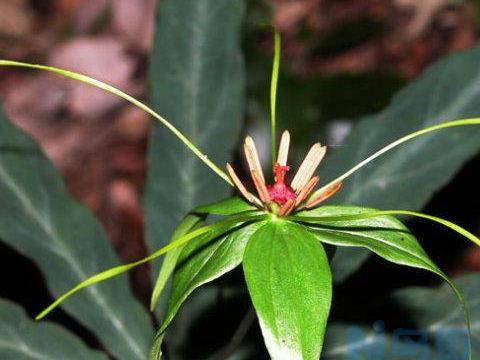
0, 0, 479, 359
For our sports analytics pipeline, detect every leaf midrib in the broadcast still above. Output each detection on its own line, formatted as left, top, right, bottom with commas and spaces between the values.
1, 327, 50, 360
311, 226, 436, 273
345, 57, 480, 204
0, 159, 146, 359
180, 0, 209, 212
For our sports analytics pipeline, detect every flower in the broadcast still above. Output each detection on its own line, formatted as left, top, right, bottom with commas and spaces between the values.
226, 130, 342, 216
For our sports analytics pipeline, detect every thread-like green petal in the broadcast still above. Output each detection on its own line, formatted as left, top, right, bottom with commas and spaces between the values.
0, 59, 232, 186
36, 213, 266, 320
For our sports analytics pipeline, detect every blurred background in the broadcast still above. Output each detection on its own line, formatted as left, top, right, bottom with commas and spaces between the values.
0, 0, 479, 358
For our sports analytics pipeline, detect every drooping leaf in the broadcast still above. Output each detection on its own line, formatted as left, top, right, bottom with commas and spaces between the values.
297, 205, 471, 357
194, 197, 256, 216
161, 286, 222, 360
322, 45, 480, 281
243, 221, 332, 360
151, 286, 253, 360
150, 214, 204, 311
150, 220, 265, 359
0, 110, 153, 359
144, 0, 245, 260
0, 298, 107, 360
299, 205, 444, 276
293, 207, 480, 247
159, 220, 265, 333
299, 206, 465, 291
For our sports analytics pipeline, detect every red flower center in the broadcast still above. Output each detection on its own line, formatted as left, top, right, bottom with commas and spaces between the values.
267, 164, 296, 205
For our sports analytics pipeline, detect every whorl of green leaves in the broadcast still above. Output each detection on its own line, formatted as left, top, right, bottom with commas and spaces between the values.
1, 54, 479, 360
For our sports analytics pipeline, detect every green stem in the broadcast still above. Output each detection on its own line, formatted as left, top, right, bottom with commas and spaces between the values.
270, 31, 281, 166
312, 118, 480, 197
0, 60, 233, 186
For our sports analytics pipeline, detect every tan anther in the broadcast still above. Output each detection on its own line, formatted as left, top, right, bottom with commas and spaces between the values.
244, 136, 265, 184
294, 176, 319, 207
291, 144, 326, 192
277, 130, 290, 166
226, 163, 262, 207
303, 182, 342, 209
278, 199, 296, 216
251, 169, 271, 204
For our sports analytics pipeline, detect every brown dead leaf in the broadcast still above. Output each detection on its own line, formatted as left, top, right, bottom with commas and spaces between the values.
73, 0, 109, 33
54, 0, 80, 15
311, 43, 378, 74
49, 36, 137, 117
394, 0, 448, 40
112, 0, 157, 52
115, 107, 150, 142
0, 0, 35, 38
275, 1, 310, 31
458, 246, 480, 274
2, 74, 65, 136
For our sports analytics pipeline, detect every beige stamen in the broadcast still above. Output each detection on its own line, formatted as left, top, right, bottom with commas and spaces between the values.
294, 176, 319, 207
251, 169, 271, 204
244, 136, 265, 184
303, 181, 342, 209
278, 199, 296, 216
277, 130, 290, 166
291, 144, 327, 192
226, 163, 262, 207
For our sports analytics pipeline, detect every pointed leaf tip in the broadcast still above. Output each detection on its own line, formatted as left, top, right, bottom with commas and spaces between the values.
243, 221, 332, 360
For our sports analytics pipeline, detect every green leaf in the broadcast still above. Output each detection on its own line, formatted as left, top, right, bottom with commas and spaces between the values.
0, 298, 107, 360
161, 286, 221, 359
293, 207, 480, 247
144, 0, 245, 261
150, 220, 265, 359
299, 206, 465, 294
243, 221, 332, 360
150, 335, 163, 360
150, 214, 204, 311
193, 197, 256, 216
299, 205, 441, 273
298, 205, 472, 358
323, 45, 480, 281
159, 220, 265, 333
0, 110, 153, 359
